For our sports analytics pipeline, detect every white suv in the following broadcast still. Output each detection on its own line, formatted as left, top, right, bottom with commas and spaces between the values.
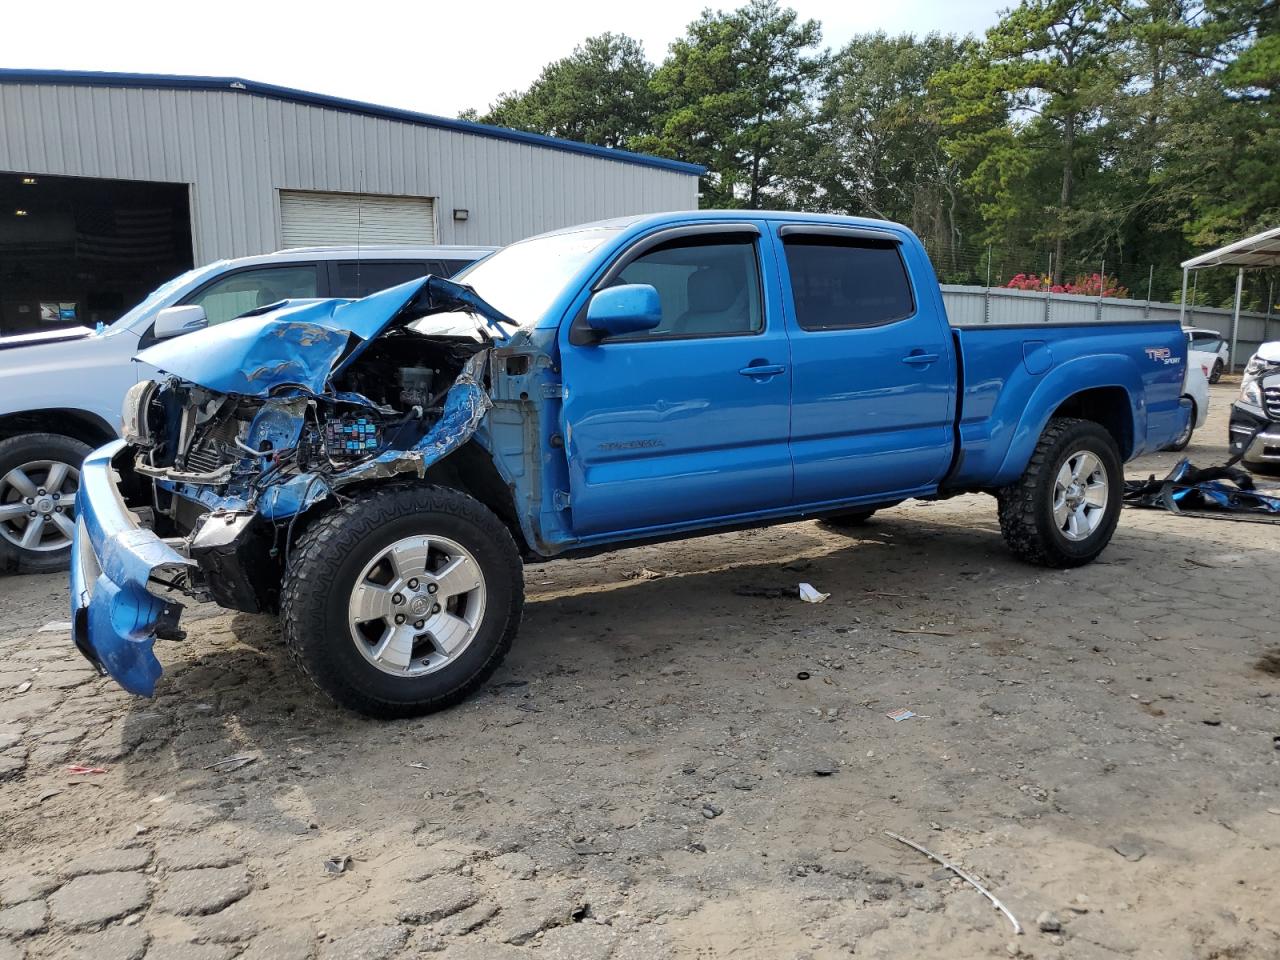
0, 245, 493, 573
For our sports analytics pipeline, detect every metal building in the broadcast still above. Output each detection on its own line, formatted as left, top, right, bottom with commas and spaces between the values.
0, 68, 701, 335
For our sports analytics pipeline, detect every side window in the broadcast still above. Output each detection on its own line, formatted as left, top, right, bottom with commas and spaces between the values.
607, 236, 763, 341
187, 265, 319, 326
332, 261, 434, 298
783, 237, 914, 330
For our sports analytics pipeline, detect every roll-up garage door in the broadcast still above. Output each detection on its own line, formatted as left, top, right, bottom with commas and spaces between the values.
279, 191, 436, 247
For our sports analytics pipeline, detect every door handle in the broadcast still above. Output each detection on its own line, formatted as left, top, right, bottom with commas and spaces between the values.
901, 352, 940, 365
738, 363, 786, 378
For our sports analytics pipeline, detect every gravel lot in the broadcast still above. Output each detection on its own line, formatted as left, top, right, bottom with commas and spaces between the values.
1, 381, 1277, 960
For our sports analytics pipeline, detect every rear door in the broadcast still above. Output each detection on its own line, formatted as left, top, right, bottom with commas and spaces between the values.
558, 224, 793, 536
774, 224, 956, 505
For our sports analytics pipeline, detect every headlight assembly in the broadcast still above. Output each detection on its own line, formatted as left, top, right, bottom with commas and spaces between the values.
1240, 378, 1263, 407
121, 379, 159, 448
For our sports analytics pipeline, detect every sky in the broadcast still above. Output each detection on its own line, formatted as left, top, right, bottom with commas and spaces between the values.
6, 0, 1007, 120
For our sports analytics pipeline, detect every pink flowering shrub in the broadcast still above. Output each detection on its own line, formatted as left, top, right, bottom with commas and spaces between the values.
1005, 272, 1129, 298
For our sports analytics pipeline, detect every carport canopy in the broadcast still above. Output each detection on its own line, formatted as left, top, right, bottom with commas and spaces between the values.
1180, 225, 1280, 368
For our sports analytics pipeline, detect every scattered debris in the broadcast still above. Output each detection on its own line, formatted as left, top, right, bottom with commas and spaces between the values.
204, 755, 256, 772
1125, 455, 1280, 522
1036, 911, 1062, 933
623, 568, 668, 581
65, 764, 108, 775
798, 582, 829, 603
891, 627, 956, 638
14, 680, 31, 693
813, 761, 837, 776
886, 708, 916, 722
1110, 835, 1146, 862
782, 558, 813, 572
885, 830, 1022, 935
324, 855, 351, 875
702, 803, 724, 819
407, 762, 430, 770
38, 621, 73, 632
37, 789, 60, 803
796, 671, 811, 680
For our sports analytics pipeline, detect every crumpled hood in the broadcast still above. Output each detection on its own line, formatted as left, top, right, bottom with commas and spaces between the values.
135, 274, 511, 397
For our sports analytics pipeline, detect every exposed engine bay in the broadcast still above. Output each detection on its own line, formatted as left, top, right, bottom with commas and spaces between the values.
131, 332, 483, 489
114, 275, 511, 614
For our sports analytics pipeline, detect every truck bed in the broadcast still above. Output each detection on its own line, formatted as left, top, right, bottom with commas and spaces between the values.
947, 320, 1188, 489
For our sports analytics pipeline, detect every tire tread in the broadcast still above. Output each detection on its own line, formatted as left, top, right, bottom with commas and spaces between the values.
996, 417, 1120, 569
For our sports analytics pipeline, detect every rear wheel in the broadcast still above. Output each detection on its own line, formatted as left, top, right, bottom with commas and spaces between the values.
997, 418, 1122, 568
0, 433, 90, 574
281, 484, 523, 718
1210, 359, 1224, 384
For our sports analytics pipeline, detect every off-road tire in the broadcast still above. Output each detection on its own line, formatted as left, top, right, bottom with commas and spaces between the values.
1210, 359, 1224, 384
0, 432, 91, 575
819, 509, 877, 529
280, 484, 523, 718
996, 417, 1122, 568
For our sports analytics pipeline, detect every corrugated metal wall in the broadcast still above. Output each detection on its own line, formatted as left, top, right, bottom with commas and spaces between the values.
941, 284, 1280, 367
0, 82, 698, 262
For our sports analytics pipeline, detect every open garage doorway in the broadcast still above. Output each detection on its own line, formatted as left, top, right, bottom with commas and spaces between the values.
0, 172, 192, 336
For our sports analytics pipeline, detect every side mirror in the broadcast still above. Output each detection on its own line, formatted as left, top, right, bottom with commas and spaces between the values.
152, 304, 208, 340
586, 284, 662, 339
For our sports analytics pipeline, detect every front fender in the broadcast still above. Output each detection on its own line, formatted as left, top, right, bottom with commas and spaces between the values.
991, 353, 1145, 487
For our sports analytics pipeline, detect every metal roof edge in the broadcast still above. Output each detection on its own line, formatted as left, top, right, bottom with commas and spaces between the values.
0, 68, 708, 177
1181, 224, 1280, 269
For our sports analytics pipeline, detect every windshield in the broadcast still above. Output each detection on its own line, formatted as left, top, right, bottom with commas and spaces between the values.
449, 227, 619, 326
103, 262, 227, 336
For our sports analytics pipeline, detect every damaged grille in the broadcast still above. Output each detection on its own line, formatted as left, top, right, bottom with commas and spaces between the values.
1264, 385, 1280, 420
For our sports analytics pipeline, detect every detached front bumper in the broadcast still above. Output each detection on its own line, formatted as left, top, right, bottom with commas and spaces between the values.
70, 440, 194, 696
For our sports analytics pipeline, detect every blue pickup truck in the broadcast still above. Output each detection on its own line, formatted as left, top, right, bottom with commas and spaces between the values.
70, 211, 1189, 717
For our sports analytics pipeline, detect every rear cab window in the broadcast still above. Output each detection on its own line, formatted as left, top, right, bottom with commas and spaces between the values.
781, 234, 914, 330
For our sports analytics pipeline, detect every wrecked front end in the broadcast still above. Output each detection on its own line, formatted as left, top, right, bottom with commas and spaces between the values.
71, 277, 505, 695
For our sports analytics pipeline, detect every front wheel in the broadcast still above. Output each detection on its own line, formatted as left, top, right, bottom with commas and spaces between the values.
281, 485, 523, 718
0, 433, 90, 574
996, 418, 1123, 568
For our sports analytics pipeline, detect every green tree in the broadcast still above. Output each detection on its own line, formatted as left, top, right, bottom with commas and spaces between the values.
938, 1, 1121, 282
470, 34, 657, 149
643, 0, 826, 207
801, 33, 979, 274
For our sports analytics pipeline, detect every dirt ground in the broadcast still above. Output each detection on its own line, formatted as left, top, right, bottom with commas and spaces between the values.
1, 381, 1277, 960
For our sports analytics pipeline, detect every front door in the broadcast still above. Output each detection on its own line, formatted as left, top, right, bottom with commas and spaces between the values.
774, 225, 956, 505
559, 226, 792, 537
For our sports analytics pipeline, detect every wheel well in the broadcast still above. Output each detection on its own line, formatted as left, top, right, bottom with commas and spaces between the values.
0, 409, 117, 449
425, 442, 530, 555
1051, 387, 1134, 458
